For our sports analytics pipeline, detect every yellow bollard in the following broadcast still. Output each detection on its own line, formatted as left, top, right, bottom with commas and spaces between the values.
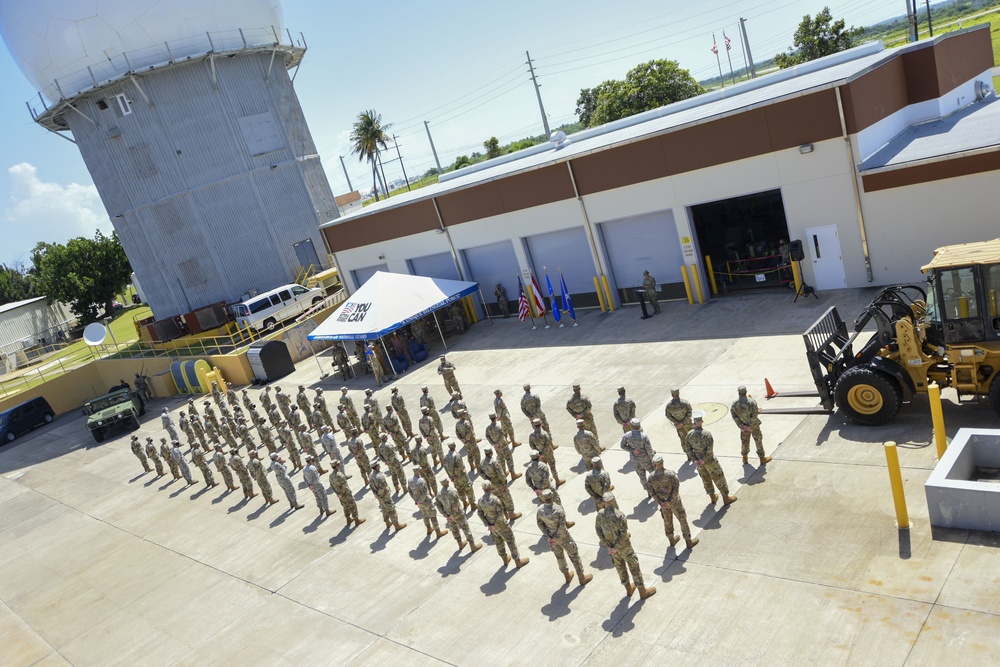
791, 260, 803, 295
883, 441, 910, 529
601, 275, 615, 312
594, 276, 606, 312
691, 263, 705, 304
681, 266, 694, 305
928, 382, 948, 459
465, 296, 479, 323
706, 255, 718, 295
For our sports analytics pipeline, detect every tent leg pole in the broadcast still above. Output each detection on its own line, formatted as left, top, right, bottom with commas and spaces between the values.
380, 338, 398, 377
344, 342, 356, 378
433, 311, 448, 350
477, 288, 494, 325
310, 340, 327, 379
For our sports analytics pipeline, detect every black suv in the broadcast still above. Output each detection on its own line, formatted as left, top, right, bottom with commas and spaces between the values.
0, 397, 55, 443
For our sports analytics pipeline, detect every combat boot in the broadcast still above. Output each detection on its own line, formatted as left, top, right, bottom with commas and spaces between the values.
507, 511, 522, 521
435, 527, 448, 538
759, 455, 772, 465
385, 520, 392, 529
723, 494, 738, 505
501, 554, 511, 566
668, 534, 680, 547
355, 517, 367, 526
563, 571, 574, 584
424, 520, 433, 535
469, 541, 482, 552
578, 572, 593, 585
470, 501, 478, 510
511, 471, 523, 481
513, 441, 522, 447
393, 521, 407, 531
686, 537, 699, 549
742, 454, 748, 464
514, 557, 529, 568
624, 582, 636, 597
457, 539, 467, 551
566, 520, 576, 528
638, 585, 657, 599
556, 477, 566, 486
709, 493, 719, 504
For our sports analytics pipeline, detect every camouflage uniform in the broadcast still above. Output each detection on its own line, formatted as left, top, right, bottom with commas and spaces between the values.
525, 457, 562, 505
376, 438, 406, 493
275, 389, 292, 420
442, 447, 476, 507
211, 383, 224, 408
270, 458, 301, 508
731, 390, 766, 459
685, 424, 732, 500
248, 456, 276, 503
266, 406, 282, 428
191, 447, 216, 486
369, 468, 399, 526
332, 345, 351, 380
278, 425, 303, 470
595, 502, 649, 591
130, 437, 150, 472
613, 391, 636, 431
529, 426, 562, 483
361, 408, 381, 444
537, 499, 588, 582
420, 390, 446, 437
391, 391, 414, 438
178, 414, 193, 445
478, 492, 525, 563
367, 344, 385, 386
161, 411, 179, 442
308, 405, 324, 433
144, 439, 165, 476
573, 425, 603, 470
435, 482, 477, 548
495, 283, 509, 317
161, 439, 180, 479
419, 412, 445, 466
287, 406, 303, 431
485, 418, 518, 480
248, 405, 265, 431
382, 410, 410, 460
410, 441, 438, 496
259, 389, 273, 414
241, 390, 253, 412
584, 462, 615, 510
229, 453, 255, 497
259, 427, 278, 455
455, 415, 481, 472
329, 467, 361, 524
170, 444, 195, 484
336, 407, 354, 436
437, 357, 461, 396
303, 463, 332, 515
297, 427, 325, 473
345, 434, 372, 485
320, 429, 343, 467
315, 392, 334, 429
340, 390, 362, 431
203, 405, 220, 432
189, 417, 209, 450
448, 302, 467, 333
296, 388, 311, 415
520, 388, 550, 433
665, 394, 694, 451
648, 465, 693, 542
219, 423, 239, 451
408, 474, 444, 534
493, 391, 520, 445
449, 396, 468, 421
642, 270, 660, 314
620, 426, 655, 494
213, 448, 236, 489
480, 454, 518, 516
566, 388, 598, 439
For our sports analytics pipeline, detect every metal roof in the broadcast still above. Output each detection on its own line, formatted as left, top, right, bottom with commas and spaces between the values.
0, 296, 47, 317
922, 238, 1000, 271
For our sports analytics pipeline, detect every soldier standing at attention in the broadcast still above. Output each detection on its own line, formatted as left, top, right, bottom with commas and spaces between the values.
369, 462, 406, 531
566, 384, 598, 439
189, 414, 209, 451
170, 440, 196, 485
420, 386, 447, 439
485, 413, 520, 481
361, 405, 381, 446
620, 418, 656, 497
344, 427, 372, 486
302, 455, 334, 517
382, 406, 410, 462
455, 408, 482, 473
595, 492, 656, 599
520, 383, 550, 433
376, 434, 406, 495
731, 385, 772, 466
367, 341, 385, 387
340, 387, 361, 432
363, 388, 381, 423
685, 412, 738, 505
573, 419, 603, 471
336, 404, 354, 437
315, 388, 334, 429
229, 449, 256, 499
410, 436, 438, 497
277, 422, 303, 471
449, 391, 468, 421
648, 454, 698, 550
494, 283, 510, 318
478, 481, 529, 568
191, 443, 217, 488
390, 387, 414, 438
435, 479, 482, 553
329, 459, 365, 527
584, 456, 615, 511
612, 386, 636, 433
275, 386, 292, 421
665, 387, 694, 457
320, 425, 344, 469
247, 450, 278, 505
270, 453, 303, 510
437, 355, 461, 398
161, 408, 179, 442
442, 441, 477, 510
213, 443, 237, 491
259, 387, 273, 414
529, 418, 565, 486
525, 450, 568, 511
296, 384, 311, 415
211, 381, 224, 408
332, 344, 351, 381
537, 488, 592, 586
493, 389, 521, 446
144, 437, 165, 477
160, 437, 180, 480
409, 469, 448, 538
479, 448, 521, 522
130, 435, 151, 473
296, 424, 327, 474
641, 270, 661, 314
419, 407, 445, 467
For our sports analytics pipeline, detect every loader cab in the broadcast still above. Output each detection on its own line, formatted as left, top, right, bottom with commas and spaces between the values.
924, 264, 1000, 345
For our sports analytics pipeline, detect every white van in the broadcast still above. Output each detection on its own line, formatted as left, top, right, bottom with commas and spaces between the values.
232, 284, 326, 332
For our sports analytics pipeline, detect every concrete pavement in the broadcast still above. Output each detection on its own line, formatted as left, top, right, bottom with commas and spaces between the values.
2, 287, 999, 666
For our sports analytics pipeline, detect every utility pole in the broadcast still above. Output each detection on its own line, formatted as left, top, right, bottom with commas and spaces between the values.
424, 121, 443, 174
740, 18, 756, 78
338, 155, 353, 192
924, 0, 934, 37
906, 0, 918, 42
526, 51, 550, 138
392, 134, 411, 191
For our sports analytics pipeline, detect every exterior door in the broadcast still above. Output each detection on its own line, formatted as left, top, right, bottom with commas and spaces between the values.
804, 225, 847, 290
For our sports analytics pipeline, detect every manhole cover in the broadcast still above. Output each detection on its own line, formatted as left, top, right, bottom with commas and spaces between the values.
693, 402, 728, 426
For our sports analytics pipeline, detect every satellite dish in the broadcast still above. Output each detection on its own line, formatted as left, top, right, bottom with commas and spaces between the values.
83, 322, 108, 346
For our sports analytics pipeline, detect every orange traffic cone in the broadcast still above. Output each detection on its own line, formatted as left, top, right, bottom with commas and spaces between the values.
764, 378, 777, 399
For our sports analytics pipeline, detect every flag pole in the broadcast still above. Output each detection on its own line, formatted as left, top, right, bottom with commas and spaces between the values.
432, 310, 448, 349
713, 32, 725, 88
476, 287, 494, 325
518, 273, 537, 330
724, 30, 736, 85
559, 267, 577, 327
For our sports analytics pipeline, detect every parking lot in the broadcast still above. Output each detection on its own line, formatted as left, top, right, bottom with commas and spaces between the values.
2, 288, 999, 666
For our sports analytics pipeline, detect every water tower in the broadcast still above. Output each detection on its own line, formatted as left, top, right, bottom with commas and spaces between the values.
0, 0, 337, 319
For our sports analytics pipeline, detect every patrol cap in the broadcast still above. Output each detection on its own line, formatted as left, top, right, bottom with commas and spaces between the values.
439, 355, 446, 359
651, 453, 664, 465
602, 491, 616, 503
414, 435, 423, 442
494, 389, 502, 395
531, 417, 542, 425
572, 384, 581, 389
341, 386, 348, 392
629, 418, 641, 427
421, 406, 429, 413
591, 456, 602, 465
371, 460, 381, 468
421, 385, 429, 391
365, 388, 373, 394
269, 452, 279, 460
692, 410, 705, 421
458, 408, 467, 415
481, 480, 493, 491
523, 383, 531, 390
576, 419, 585, 426
483, 447, 493, 456
330, 459, 341, 467
671, 387, 680, 395
248, 450, 259, 457
529, 450, 540, 459
350, 427, 359, 434
391, 387, 398, 393
540, 488, 554, 501
229, 449, 239, 455
488, 413, 497, 420
448, 441, 457, 448
738, 385, 747, 393
305, 454, 314, 461
617, 386, 625, 392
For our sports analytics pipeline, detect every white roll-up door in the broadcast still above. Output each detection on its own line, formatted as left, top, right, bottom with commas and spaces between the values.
462, 240, 519, 316
599, 210, 685, 302
524, 227, 598, 308
351, 264, 388, 289
408, 252, 460, 280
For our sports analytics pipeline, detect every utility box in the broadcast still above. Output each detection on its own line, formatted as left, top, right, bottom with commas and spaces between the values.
246, 340, 295, 384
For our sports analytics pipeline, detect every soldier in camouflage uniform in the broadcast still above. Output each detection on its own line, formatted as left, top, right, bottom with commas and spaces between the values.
266, 405, 282, 429
332, 344, 351, 381
448, 302, 467, 333
409, 470, 447, 537
296, 385, 311, 415
219, 422, 239, 452
685, 412, 738, 505
369, 462, 405, 530
344, 427, 371, 486
573, 419, 603, 471
529, 418, 565, 486
247, 450, 278, 504
241, 388, 253, 412
308, 402, 325, 433
159, 437, 180, 479
595, 492, 656, 599
437, 355, 461, 397
485, 414, 520, 481
275, 386, 292, 421
211, 381, 224, 408
478, 481, 529, 568
170, 441, 196, 485
376, 434, 406, 495
566, 384, 598, 439
189, 415, 209, 451
320, 425, 344, 469
419, 407, 445, 467
493, 389, 521, 446
454, 408, 482, 473
258, 425, 278, 455
269, 452, 303, 510
420, 386, 447, 439
178, 411, 193, 444
329, 459, 364, 526
161, 408, 179, 442
613, 386, 636, 433
382, 406, 410, 461
363, 390, 381, 428
584, 456, 617, 511
191, 443, 217, 487
213, 443, 237, 491
525, 450, 564, 507
620, 418, 656, 496
390, 387, 414, 438
259, 387, 273, 414
226, 382, 239, 409
229, 449, 256, 499
731, 385, 772, 466
340, 387, 362, 432
130, 435, 151, 473
479, 448, 521, 521
410, 436, 438, 497
664, 387, 694, 456
648, 454, 698, 550
537, 488, 592, 585
277, 423, 303, 471
336, 404, 354, 437
520, 384, 550, 433
442, 441, 477, 509
287, 405, 304, 431
297, 424, 327, 474
435, 479, 482, 552
144, 437, 165, 477
449, 392, 468, 421
186, 398, 200, 420
641, 270, 660, 314
303, 455, 334, 517
494, 283, 510, 318
203, 402, 220, 432
315, 389, 334, 429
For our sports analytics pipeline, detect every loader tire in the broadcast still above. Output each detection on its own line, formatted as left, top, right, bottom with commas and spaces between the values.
834, 366, 901, 426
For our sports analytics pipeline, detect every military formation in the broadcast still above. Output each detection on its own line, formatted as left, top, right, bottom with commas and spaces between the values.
124, 365, 774, 603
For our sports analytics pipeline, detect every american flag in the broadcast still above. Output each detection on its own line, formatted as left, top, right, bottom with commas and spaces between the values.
711, 42, 718, 55
517, 277, 530, 322
724, 33, 732, 51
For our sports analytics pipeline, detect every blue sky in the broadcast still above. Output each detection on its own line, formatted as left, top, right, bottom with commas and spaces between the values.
0, 0, 909, 266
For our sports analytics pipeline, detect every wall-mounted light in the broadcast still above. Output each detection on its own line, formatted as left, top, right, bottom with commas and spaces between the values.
378, 254, 385, 260
435, 227, 446, 235
799, 144, 814, 154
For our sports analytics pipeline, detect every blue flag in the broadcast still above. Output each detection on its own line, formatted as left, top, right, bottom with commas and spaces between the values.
545, 271, 561, 323
560, 272, 576, 321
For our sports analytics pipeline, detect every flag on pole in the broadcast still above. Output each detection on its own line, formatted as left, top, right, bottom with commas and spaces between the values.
530, 273, 546, 316
724, 33, 731, 50
545, 270, 562, 324
517, 277, 529, 322
559, 271, 577, 324
711, 41, 718, 55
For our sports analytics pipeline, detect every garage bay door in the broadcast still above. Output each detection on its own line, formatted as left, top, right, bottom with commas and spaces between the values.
351, 263, 388, 289
524, 227, 599, 308
599, 210, 686, 303
408, 252, 460, 281
462, 240, 519, 317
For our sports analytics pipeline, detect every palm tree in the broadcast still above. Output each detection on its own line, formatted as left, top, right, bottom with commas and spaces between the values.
350, 110, 392, 201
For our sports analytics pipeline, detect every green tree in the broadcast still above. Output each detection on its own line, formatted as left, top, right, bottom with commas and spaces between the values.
774, 7, 865, 69
484, 136, 502, 159
30, 230, 132, 323
0, 263, 35, 306
350, 109, 392, 202
575, 80, 621, 127
453, 155, 472, 170
576, 61, 703, 127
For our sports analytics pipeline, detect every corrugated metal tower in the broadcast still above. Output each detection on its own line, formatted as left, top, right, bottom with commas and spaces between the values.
0, 1, 337, 319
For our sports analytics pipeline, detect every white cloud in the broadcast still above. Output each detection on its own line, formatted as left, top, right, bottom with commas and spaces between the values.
2, 162, 111, 264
